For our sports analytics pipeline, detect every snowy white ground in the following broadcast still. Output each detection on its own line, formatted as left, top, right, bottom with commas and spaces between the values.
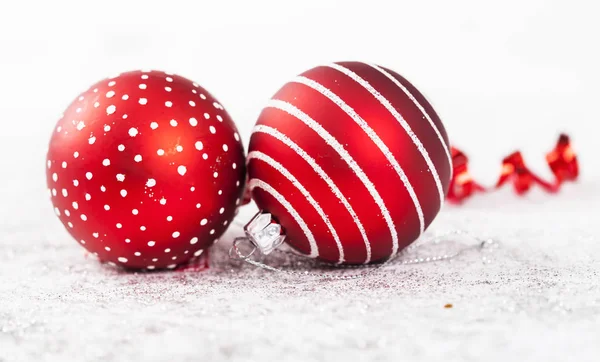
2, 181, 599, 362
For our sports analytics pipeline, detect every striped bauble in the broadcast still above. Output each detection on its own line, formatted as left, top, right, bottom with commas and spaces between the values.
247, 61, 452, 264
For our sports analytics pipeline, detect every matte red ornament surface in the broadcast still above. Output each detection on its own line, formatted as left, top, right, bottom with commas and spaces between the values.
46, 70, 246, 270
247, 61, 452, 264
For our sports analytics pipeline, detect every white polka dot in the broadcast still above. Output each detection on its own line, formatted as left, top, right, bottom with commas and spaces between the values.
116, 223, 122, 229
81, 214, 87, 221
93, 232, 99, 238
202, 153, 208, 160
147, 266, 156, 270
108, 81, 116, 86
134, 252, 141, 256
106, 105, 116, 115
166, 77, 173, 82
47, 160, 52, 169
89, 136, 96, 144
76, 108, 82, 113
122, 94, 129, 100
73, 151, 79, 158
67, 222, 73, 228
234, 133, 240, 141
120, 189, 127, 197
76, 121, 85, 131
209, 126, 216, 134
129, 128, 138, 137
105, 246, 111, 251
164, 248, 171, 253
196, 203, 201, 209
189, 100, 196, 107
139, 84, 147, 89
232, 163, 237, 169
200, 93, 207, 100
116, 174, 125, 182
72, 201, 79, 209
148, 241, 155, 247
102, 159, 110, 166
189, 118, 198, 126
203, 113, 210, 120
146, 179, 156, 187
217, 115, 223, 122
140, 226, 146, 231
172, 231, 180, 238
80, 240, 86, 244
213, 172, 218, 178
219, 207, 225, 214
150, 122, 158, 130
132, 209, 139, 215
94, 102, 100, 108
139, 98, 148, 105
194, 249, 203, 256
123, 114, 128, 119
200, 219, 208, 226
141, 74, 149, 80
106, 91, 115, 98
73, 180, 79, 187
64, 209, 71, 217
190, 187, 195, 192
104, 205, 110, 210
167, 216, 173, 221
190, 237, 198, 245
85, 193, 91, 201
160, 198, 167, 205
195, 141, 203, 150
176, 145, 183, 152
104, 125, 111, 132
52, 173, 58, 182
165, 101, 173, 107
170, 119, 177, 127
118, 144, 125, 151
165, 86, 172, 92
118, 257, 128, 263
62, 189, 68, 197
134, 155, 142, 162
218, 190, 222, 195
192, 89, 197, 94
100, 185, 106, 192
54, 207, 61, 216
157, 149, 165, 156
222, 144, 228, 152
210, 229, 215, 235
213, 102, 223, 109
177, 166, 187, 176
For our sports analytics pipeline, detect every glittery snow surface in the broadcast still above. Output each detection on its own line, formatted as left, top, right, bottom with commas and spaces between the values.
2, 183, 600, 362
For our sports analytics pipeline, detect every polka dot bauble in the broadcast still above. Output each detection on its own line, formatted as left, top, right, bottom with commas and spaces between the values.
46, 70, 246, 270
247, 61, 451, 264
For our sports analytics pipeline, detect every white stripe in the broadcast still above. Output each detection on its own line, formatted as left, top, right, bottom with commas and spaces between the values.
293, 76, 425, 236
252, 125, 371, 263
248, 178, 318, 258
368, 63, 453, 173
326, 63, 446, 208
248, 151, 344, 263
266, 99, 399, 259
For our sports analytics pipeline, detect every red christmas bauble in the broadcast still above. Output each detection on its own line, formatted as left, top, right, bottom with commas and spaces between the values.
247, 62, 452, 264
46, 70, 246, 270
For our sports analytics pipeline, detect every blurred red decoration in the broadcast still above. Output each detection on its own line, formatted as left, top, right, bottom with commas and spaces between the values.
46, 70, 246, 270
447, 134, 578, 203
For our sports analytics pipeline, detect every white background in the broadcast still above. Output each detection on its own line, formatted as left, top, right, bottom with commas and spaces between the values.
1, 1, 599, 361
1, 0, 598, 190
